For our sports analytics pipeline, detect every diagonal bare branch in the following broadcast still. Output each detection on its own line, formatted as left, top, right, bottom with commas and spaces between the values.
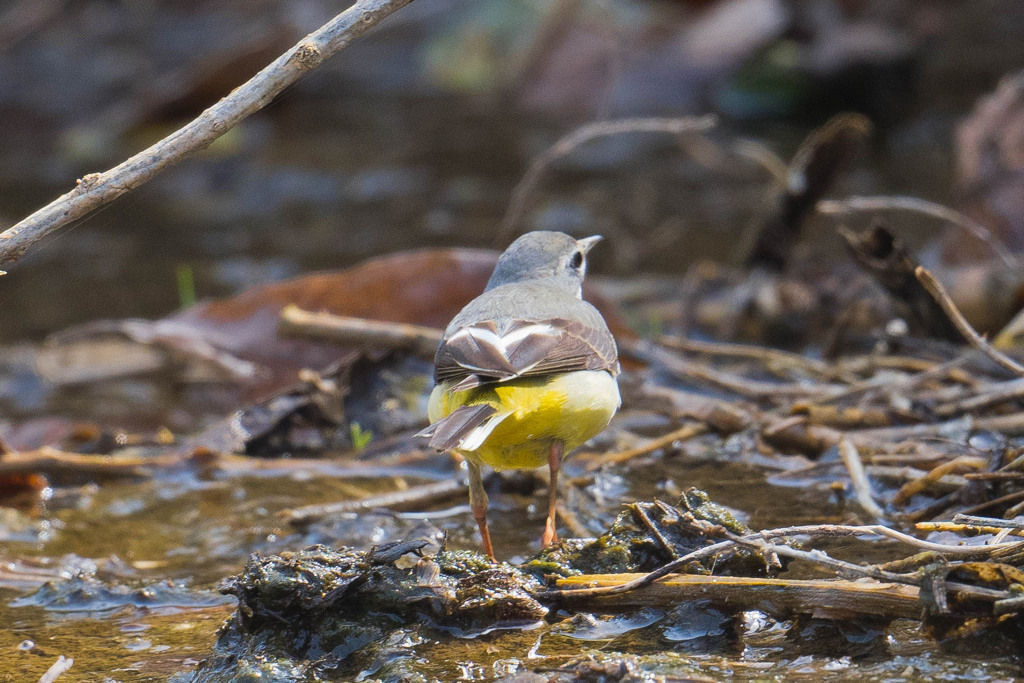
0, 0, 416, 269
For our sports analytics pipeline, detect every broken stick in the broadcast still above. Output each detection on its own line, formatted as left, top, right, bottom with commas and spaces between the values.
915, 266, 1024, 377
0, 0, 417, 267
279, 305, 442, 359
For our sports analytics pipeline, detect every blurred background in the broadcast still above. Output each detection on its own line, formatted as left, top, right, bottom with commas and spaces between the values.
2, 0, 1024, 342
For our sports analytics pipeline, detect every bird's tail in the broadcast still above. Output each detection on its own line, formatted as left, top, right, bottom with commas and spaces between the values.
416, 403, 508, 452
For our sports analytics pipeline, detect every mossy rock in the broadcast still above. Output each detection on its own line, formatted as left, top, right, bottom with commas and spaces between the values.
189, 543, 546, 681
526, 488, 762, 577
189, 489, 758, 680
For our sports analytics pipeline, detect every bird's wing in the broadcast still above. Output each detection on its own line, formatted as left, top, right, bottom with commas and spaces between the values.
415, 403, 503, 451
433, 288, 619, 391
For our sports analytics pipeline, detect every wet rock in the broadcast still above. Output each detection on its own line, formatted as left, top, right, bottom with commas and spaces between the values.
190, 543, 547, 680
526, 488, 762, 577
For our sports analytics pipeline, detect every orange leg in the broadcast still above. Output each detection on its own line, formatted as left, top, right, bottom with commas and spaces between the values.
542, 440, 564, 548
466, 460, 495, 561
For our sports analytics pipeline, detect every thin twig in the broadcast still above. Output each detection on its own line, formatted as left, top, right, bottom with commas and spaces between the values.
793, 402, 893, 430
279, 305, 442, 359
1004, 498, 1024, 519
537, 523, 1021, 601
555, 501, 590, 539
0, 446, 440, 481
730, 138, 789, 184
626, 340, 846, 401
0, 0, 416, 267
760, 416, 947, 459
836, 354, 940, 375
951, 513, 1024, 530
893, 455, 988, 505
208, 452, 447, 480
0, 447, 180, 479
915, 265, 1024, 376
935, 377, 1024, 417
963, 471, 1024, 481
280, 478, 468, 527
498, 115, 716, 241
731, 535, 1010, 603
916, 521, 1024, 536
658, 334, 831, 378
634, 384, 753, 433
866, 465, 969, 490
818, 353, 970, 407
535, 539, 734, 600
733, 537, 923, 590
838, 439, 887, 519
818, 195, 1020, 271
994, 595, 1024, 615
852, 412, 1024, 442
770, 523, 1024, 555
630, 502, 680, 559
583, 422, 707, 470
957, 489, 1024, 517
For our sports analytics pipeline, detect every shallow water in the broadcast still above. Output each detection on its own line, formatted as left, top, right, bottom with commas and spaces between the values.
0, 445, 1017, 681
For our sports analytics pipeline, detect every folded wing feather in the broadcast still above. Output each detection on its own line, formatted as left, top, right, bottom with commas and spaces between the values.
435, 316, 618, 390
416, 403, 499, 451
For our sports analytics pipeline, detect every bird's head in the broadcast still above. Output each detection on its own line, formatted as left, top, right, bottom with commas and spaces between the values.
485, 231, 602, 295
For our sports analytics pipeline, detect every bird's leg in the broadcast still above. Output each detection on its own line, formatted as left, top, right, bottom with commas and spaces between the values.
466, 459, 495, 561
542, 439, 565, 548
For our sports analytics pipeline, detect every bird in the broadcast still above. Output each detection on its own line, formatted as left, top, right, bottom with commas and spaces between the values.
417, 231, 620, 559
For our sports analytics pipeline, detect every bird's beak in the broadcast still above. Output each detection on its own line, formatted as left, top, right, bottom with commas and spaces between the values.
576, 235, 602, 254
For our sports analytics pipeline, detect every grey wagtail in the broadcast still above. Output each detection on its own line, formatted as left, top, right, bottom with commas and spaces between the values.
417, 231, 620, 559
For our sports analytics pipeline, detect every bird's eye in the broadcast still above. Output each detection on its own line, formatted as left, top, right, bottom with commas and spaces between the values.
569, 251, 584, 269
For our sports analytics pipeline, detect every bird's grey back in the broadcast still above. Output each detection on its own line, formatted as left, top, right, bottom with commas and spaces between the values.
444, 279, 609, 338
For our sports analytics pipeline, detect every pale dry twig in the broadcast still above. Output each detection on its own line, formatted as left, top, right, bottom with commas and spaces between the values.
499, 115, 717, 241
0, 0, 416, 268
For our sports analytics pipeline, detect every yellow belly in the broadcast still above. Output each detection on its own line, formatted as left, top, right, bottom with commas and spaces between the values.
427, 371, 620, 470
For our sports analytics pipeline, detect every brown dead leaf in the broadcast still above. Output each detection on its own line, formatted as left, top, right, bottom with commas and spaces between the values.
36, 248, 637, 429
164, 249, 502, 396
